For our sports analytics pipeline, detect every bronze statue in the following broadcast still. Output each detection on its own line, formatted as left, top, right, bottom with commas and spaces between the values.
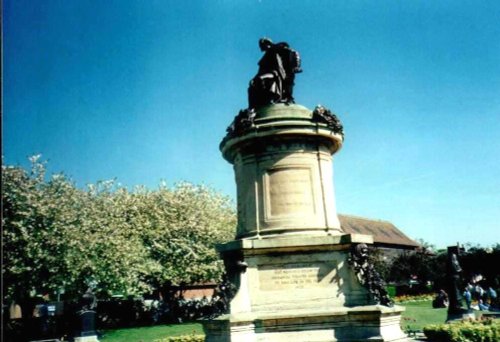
248, 38, 302, 109
446, 246, 465, 314
224, 39, 344, 141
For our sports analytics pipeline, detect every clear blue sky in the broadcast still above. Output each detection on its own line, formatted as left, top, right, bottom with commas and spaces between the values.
3, 1, 500, 248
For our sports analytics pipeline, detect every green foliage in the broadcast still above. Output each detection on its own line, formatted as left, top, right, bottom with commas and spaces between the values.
387, 244, 500, 294
423, 319, 500, 342
388, 249, 444, 291
134, 182, 235, 287
386, 285, 396, 298
367, 246, 390, 280
2, 157, 236, 300
460, 245, 500, 289
415, 238, 437, 253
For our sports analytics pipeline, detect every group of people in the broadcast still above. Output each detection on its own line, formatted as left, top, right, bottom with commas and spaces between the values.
433, 283, 498, 311
463, 283, 498, 312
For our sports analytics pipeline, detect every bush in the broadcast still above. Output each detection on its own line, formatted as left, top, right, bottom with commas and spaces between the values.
423, 319, 500, 342
386, 285, 396, 298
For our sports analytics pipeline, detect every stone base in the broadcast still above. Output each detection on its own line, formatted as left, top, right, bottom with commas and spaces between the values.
74, 336, 99, 342
446, 311, 475, 322
204, 306, 408, 342
203, 234, 407, 341
219, 234, 375, 314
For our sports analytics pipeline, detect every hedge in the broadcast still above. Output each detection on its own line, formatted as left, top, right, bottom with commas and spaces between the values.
423, 319, 500, 342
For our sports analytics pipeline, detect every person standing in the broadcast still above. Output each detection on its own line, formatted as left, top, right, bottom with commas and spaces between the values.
463, 287, 472, 312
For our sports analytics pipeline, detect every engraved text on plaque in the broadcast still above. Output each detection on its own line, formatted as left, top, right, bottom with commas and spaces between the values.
259, 262, 336, 291
267, 168, 314, 217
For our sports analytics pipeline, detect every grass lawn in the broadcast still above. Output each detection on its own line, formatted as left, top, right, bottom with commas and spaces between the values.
99, 300, 449, 340
400, 300, 447, 332
100, 323, 204, 342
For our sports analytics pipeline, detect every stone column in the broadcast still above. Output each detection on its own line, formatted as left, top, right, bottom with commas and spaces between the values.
220, 104, 343, 239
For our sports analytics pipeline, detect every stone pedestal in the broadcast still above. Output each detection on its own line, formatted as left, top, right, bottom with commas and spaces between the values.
221, 104, 343, 239
75, 337, 99, 342
74, 310, 99, 342
204, 104, 407, 341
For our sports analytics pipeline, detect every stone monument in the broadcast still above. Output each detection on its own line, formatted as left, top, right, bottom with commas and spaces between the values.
445, 244, 473, 322
203, 38, 407, 341
74, 288, 99, 342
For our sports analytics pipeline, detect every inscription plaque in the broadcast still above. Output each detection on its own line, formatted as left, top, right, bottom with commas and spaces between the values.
267, 168, 314, 217
259, 262, 336, 291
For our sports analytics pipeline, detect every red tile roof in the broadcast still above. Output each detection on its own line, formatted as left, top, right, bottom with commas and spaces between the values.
339, 214, 419, 248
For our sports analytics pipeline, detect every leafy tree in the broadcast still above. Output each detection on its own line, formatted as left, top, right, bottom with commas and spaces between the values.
460, 244, 500, 288
132, 182, 235, 288
2, 157, 236, 301
367, 246, 390, 280
387, 250, 439, 291
385, 244, 500, 295
415, 238, 437, 253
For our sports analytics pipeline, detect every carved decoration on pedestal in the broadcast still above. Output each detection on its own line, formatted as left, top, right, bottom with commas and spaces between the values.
225, 104, 344, 141
209, 255, 247, 318
208, 274, 237, 318
225, 108, 256, 139
312, 105, 344, 137
349, 243, 394, 307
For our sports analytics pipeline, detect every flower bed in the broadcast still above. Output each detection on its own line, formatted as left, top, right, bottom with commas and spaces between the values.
394, 294, 434, 303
